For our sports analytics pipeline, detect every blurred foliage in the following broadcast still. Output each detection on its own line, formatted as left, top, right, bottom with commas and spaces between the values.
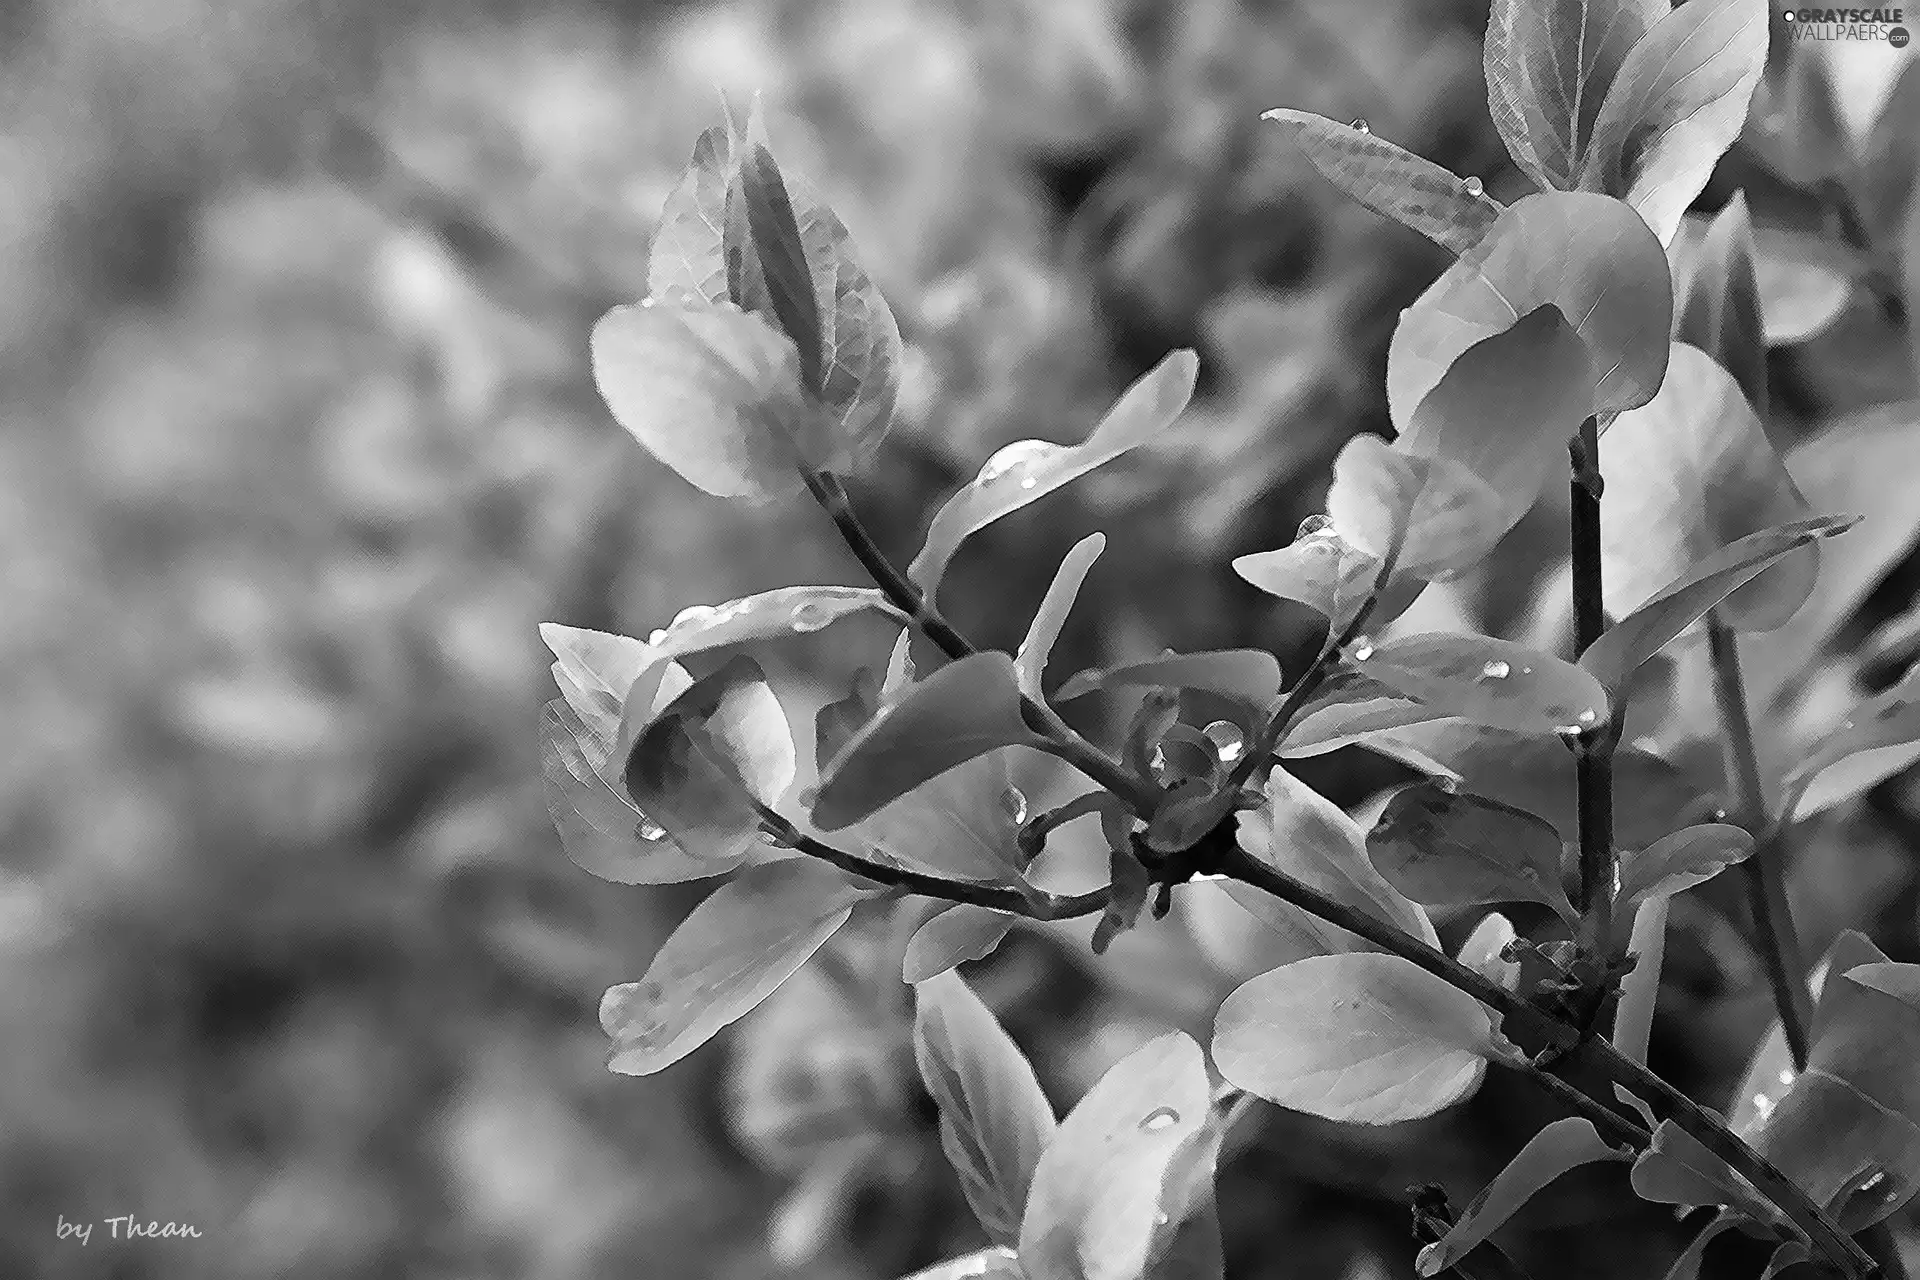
0, 0, 1915, 1278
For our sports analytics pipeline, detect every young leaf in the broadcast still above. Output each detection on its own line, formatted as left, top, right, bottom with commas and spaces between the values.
1599, 343, 1819, 631
794, 186, 903, 466
1055, 650, 1283, 708
1580, 0, 1770, 246
1578, 517, 1856, 701
1386, 192, 1672, 430
1778, 664, 1920, 822
1018, 533, 1106, 699
1616, 824, 1753, 908
1323, 436, 1505, 582
647, 125, 733, 306
1458, 912, 1522, 991
904, 905, 1017, 983
1670, 193, 1767, 418
1261, 109, 1503, 254
1631, 1118, 1785, 1226
897, 1248, 1026, 1280
813, 653, 1043, 830
1753, 226, 1853, 345
1213, 953, 1503, 1124
601, 859, 868, 1074
1483, 0, 1663, 192
914, 970, 1059, 1248
909, 352, 1199, 595
1415, 1118, 1630, 1276
1612, 895, 1669, 1066
1018, 1033, 1212, 1280
624, 656, 796, 863
590, 300, 827, 500
1232, 519, 1379, 624
844, 752, 1030, 884
1367, 782, 1575, 922
1354, 633, 1608, 735
541, 622, 667, 738
739, 143, 825, 393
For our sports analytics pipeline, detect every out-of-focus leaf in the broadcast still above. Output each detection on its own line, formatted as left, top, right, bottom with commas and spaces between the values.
601, 860, 867, 1074
1613, 895, 1669, 1065
1753, 226, 1854, 345
845, 752, 1030, 884
739, 142, 825, 393
1262, 109, 1503, 254
897, 1247, 1026, 1280
1018, 534, 1106, 699
1483, 0, 1663, 192
1355, 633, 1608, 735
1600, 343, 1818, 631
1631, 1118, 1783, 1226
1416, 1118, 1630, 1275
1779, 664, 1920, 822
1214, 953, 1503, 1124
1617, 824, 1753, 908
1367, 783, 1575, 921
910, 352, 1198, 594
1387, 192, 1672, 429
1232, 519, 1378, 625
1019, 1034, 1212, 1280
1324, 435, 1505, 582
814, 653, 1042, 830
1459, 912, 1522, 991
914, 970, 1059, 1248
648, 126, 732, 306
1579, 517, 1855, 702
1670, 193, 1767, 416
1581, 0, 1770, 245
904, 905, 1017, 983
1055, 650, 1282, 708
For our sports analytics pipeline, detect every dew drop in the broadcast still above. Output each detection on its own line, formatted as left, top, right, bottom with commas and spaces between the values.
648, 628, 669, 645
1858, 1170, 1888, 1194
1349, 118, 1370, 133
1351, 636, 1375, 662
1577, 708, 1598, 725
1463, 175, 1484, 197
1139, 1106, 1181, 1132
671, 603, 717, 630
1153, 1212, 1171, 1228
1001, 786, 1029, 824
790, 600, 831, 633
1296, 512, 1337, 540
1480, 660, 1510, 680
1778, 1068, 1797, 1087
1752, 1093, 1774, 1117
978, 439, 1059, 487
635, 816, 668, 842
1203, 720, 1246, 764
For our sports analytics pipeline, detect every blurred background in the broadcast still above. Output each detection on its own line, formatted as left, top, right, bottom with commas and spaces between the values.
0, 0, 1916, 1277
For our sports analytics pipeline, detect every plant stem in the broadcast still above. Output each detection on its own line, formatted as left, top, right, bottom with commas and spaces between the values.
774, 820, 1108, 921
802, 469, 1159, 813
1569, 417, 1618, 949
1708, 614, 1813, 1068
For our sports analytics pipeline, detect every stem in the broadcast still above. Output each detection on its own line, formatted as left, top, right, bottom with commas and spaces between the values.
803, 470, 1160, 814
1412, 1189, 1541, 1280
1708, 614, 1813, 1068
1569, 417, 1617, 948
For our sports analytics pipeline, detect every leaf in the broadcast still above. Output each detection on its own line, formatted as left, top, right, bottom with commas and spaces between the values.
813, 653, 1042, 830
1580, 0, 1770, 246
1612, 895, 1669, 1066
1753, 226, 1853, 345
1367, 782, 1575, 921
1578, 517, 1856, 701
1631, 1119, 1784, 1225
1669, 193, 1767, 417
1019, 1034, 1213, 1280
1600, 343, 1819, 631
1055, 650, 1283, 708
910, 352, 1199, 594
1458, 912, 1522, 991
739, 143, 825, 393
601, 859, 866, 1074
844, 752, 1030, 884
1616, 824, 1753, 908
801, 192, 903, 465
1483, 0, 1664, 192
1018, 534, 1106, 699
1213, 953, 1502, 1124
1662, 1213, 1737, 1280
1386, 192, 1672, 430
647, 125, 733, 306
1415, 1118, 1630, 1275
624, 656, 796, 864
541, 623, 665, 737
1232, 520, 1379, 624
1354, 633, 1609, 735
816, 668, 881, 778
1779, 664, 1920, 822
1261, 109, 1503, 254
904, 905, 1017, 983
1324, 435, 1506, 582
1093, 810, 1153, 956
898, 1248, 1026, 1280
914, 970, 1059, 1247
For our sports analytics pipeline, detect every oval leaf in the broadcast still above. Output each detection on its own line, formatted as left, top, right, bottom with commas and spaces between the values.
1416, 1118, 1629, 1276
1355, 633, 1609, 735
1056, 650, 1283, 708
1670, 193, 1767, 417
647, 125, 733, 306
1018, 533, 1106, 699
1367, 782, 1575, 921
845, 752, 1030, 884
904, 905, 1017, 983
1780, 663, 1920, 822
1324, 435, 1506, 582
739, 142, 825, 393
1617, 824, 1753, 908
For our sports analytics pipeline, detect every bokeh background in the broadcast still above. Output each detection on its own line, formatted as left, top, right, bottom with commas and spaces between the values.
1, 1, 1916, 1277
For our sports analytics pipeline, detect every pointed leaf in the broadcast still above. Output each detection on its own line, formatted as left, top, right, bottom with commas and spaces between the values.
1416, 1118, 1629, 1275
1780, 664, 1920, 822
602, 859, 865, 1074
1670, 193, 1767, 416
1355, 633, 1609, 735
1262, 109, 1503, 254
910, 352, 1199, 594
1613, 895, 1670, 1066
899, 1248, 1026, 1280
1459, 912, 1523, 992
739, 143, 825, 393
1367, 782, 1575, 920
541, 623, 662, 736
914, 970, 1059, 1247
1631, 1118, 1784, 1225
904, 905, 1017, 983
1019, 534, 1106, 699
794, 185, 903, 466
647, 126, 733, 306
1056, 650, 1283, 708
1214, 953, 1501, 1124
1617, 824, 1753, 908
845, 752, 1030, 884
1233, 521, 1378, 624
1324, 436, 1506, 582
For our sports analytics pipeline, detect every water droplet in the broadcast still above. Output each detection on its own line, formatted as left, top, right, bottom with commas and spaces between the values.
1153, 1212, 1171, 1228
1463, 175, 1484, 197
639, 297, 656, 308
1296, 512, 1337, 540
1203, 720, 1246, 764
647, 628, 669, 645
1349, 118, 1370, 133
978, 439, 1059, 487
757, 829, 785, 846
1778, 1068, 1797, 1087
1001, 786, 1028, 824
1480, 660, 1511, 680
671, 603, 717, 630
1752, 1092, 1774, 1117
790, 600, 830, 633
1139, 1107, 1181, 1132
1577, 708, 1598, 725
1351, 636, 1375, 662
1858, 1170, 1888, 1193
635, 816, 668, 842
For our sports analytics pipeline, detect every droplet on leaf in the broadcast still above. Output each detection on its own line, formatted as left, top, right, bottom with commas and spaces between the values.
1203, 720, 1246, 764
1296, 512, 1337, 540
977, 439, 1061, 488
1463, 175, 1484, 197
789, 601, 830, 633
1349, 118, 1370, 133
1139, 1106, 1181, 1132
1479, 660, 1510, 680
1777, 1069, 1796, 1087
1351, 637, 1375, 661
671, 603, 717, 630
635, 817, 668, 842
1001, 786, 1028, 824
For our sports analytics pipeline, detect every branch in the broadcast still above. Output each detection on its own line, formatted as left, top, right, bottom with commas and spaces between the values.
1569, 417, 1618, 949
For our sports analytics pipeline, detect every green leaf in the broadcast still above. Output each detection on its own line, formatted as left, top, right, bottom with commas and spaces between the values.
910, 352, 1199, 595
601, 859, 867, 1074
624, 656, 796, 863
590, 300, 826, 500
1232, 518, 1378, 624
1483, 0, 1664, 192
1616, 824, 1752, 908
647, 126, 733, 306
1261, 109, 1503, 254
843, 752, 1030, 884
1779, 664, 1920, 822
914, 970, 1059, 1248
1018, 1033, 1213, 1280
813, 653, 1042, 830
1213, 953, 1503, 1123
1415, 1117, 1630, 1276
1600, 343, 1819, 631
1578, 517, 1856, 701
1631, 1118, 1786, 1225
739, 143, 825, 393
1670, 193, 1767, 417
1580, 0, 1770, 246
1055, 650, 1283, 708
898, 1249, 1026, 1280
1324, 436, 1505, 582
1019, 534, 1105, 700
1387, 192, 1672, 430
904, 905, 1017, 983
1612, 895, 1669, 1066
1354, 633, 1609, 735
1367, 782, 1575, 921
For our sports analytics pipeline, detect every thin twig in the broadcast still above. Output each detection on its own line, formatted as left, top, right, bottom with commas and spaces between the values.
1569, 417, 1618, 949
